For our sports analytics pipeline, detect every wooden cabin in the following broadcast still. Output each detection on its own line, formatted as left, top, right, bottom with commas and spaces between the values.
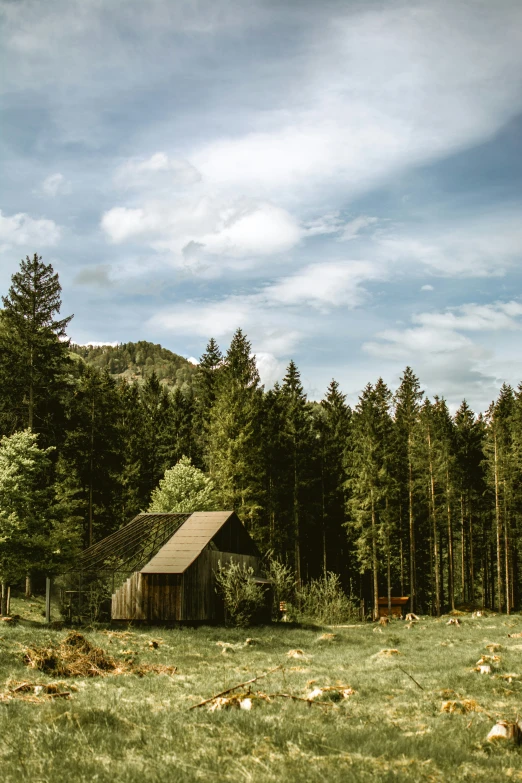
377, 596, 409, 618
111, 511, 266, 623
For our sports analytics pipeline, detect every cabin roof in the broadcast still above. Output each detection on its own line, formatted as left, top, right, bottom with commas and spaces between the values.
77, 512, 191, 574
140, 510, 238, 574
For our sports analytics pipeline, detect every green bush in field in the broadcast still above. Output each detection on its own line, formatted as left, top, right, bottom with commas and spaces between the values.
297, 571, 357, 625
215, 559, 265, 626
266, 558, 296, 618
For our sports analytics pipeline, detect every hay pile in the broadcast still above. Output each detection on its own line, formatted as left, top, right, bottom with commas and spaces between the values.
23, 632, 176, 678
441, 699, 482, 714
0, 680, 75, 703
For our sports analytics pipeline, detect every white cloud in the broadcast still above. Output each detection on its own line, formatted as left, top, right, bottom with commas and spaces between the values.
101, 208, 158, 244
421, 284, 434, 291
76, 341, 120, 348
338, 216, 379, 241
189, 2, 522, 202
265, 260, 382, 309
363, 300, 522, 408
255, 351, 286, 388
101, 197, 303, 269
413, 302, 522, 332
114, 153, 201, 190
373, 210, 522, 278
39, 172, 71, 197
0, 210, 61, 248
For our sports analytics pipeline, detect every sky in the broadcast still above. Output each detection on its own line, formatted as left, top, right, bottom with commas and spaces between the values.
1, 0, 522, 412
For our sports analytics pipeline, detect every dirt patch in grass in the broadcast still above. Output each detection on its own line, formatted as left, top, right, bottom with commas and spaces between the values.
22, 631, 177, 678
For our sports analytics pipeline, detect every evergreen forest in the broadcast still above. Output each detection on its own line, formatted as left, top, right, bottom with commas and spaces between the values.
0, 254, 520, 618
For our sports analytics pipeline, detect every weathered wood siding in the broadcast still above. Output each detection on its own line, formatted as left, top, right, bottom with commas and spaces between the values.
181, 550, 261, 622
112, 572, 182, 621
111, 511, 263, 622
111, 572, 146, 620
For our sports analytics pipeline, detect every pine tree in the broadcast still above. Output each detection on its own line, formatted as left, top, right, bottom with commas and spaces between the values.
483, 385, 514, 612
115, 379, 145, 525
317, 379, 351, 575
193, 338, 223, 468
140, 372, 174, 502
0, 430, 80, 613
207, 330, 264, 533
394, 367, 423, 613
0, 254, 73, 445
454, 400, 485, 607
347, 380, 394, 619
61, 365, 123, 546
279, 361, 311, 585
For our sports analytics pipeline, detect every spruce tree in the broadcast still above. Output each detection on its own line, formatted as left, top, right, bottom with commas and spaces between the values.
454, 400, 486, 606
394, 367, 423, 613
0, 254, 73, 444
318, 380, 351, 575
347, 379, 394, 619
483, 385, 514, 612
61, 365, 123, 546
207, 330, 264, 533
280, 361, 311, 585
193, 338, 223, 468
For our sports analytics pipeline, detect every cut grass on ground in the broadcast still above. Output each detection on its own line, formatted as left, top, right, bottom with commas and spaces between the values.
1, 611, 522, 782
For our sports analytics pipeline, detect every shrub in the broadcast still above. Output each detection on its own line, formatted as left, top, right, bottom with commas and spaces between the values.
266, 559, 296, 618
296, 572, 357, 625
215, 559, 265, 626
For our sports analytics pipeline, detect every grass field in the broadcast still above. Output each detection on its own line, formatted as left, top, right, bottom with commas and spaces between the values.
1, 598, 522, 782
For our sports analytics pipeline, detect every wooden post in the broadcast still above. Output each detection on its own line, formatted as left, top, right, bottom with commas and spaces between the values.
45, 577, 51, 624
6, 586, 10, 616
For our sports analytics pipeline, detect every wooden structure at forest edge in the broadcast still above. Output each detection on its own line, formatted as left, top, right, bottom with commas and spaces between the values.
377, 596, 409, 618
111, 511, 267, 623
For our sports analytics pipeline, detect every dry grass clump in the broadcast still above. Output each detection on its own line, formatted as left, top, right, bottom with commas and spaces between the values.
375, 648, 401, 657
22, 631, 176, 678
0, 680, 76, 703
441, 699, 482, 714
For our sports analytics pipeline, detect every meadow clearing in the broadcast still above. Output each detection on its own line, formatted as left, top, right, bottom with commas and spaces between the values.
1, 597, 522, 782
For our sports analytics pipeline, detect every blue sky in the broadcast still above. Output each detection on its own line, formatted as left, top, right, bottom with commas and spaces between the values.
1, 0, 522, 412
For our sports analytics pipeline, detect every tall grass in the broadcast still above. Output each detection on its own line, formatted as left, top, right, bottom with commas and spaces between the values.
1, 596, 521, 782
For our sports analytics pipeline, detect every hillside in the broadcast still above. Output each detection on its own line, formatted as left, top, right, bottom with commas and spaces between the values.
69, 340, 198, 392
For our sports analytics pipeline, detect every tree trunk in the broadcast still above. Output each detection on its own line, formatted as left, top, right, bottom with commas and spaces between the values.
446, 470, 455, 611
386, 514, 392, 618
427, 428, 441, 616
370, 488, 379, 621
468, 494, 474, 604
89, 393, 95, 547
399, 504, 405, 595
460, 494, 466, 603
504, 481, 510, 615
408, 452, 415, 613
1, 583, 8, 616
494, 433, 503, 612
293, 445, 301, 588
25, 575, 32, 598
321, 448, 327, 575
29, 344, 34, 431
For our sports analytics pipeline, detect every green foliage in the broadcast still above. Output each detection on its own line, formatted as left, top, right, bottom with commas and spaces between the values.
0, 254, 72, 443
215, 558, 265, 626
296, 572, 358, 625
0, 430, 80, 584
208, 329, 264, 526
148, 456, 217, 512
70, 340, 197, 391
266, 558, 296, 616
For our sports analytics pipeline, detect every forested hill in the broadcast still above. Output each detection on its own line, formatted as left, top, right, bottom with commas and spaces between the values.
69, 341, 197, 392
